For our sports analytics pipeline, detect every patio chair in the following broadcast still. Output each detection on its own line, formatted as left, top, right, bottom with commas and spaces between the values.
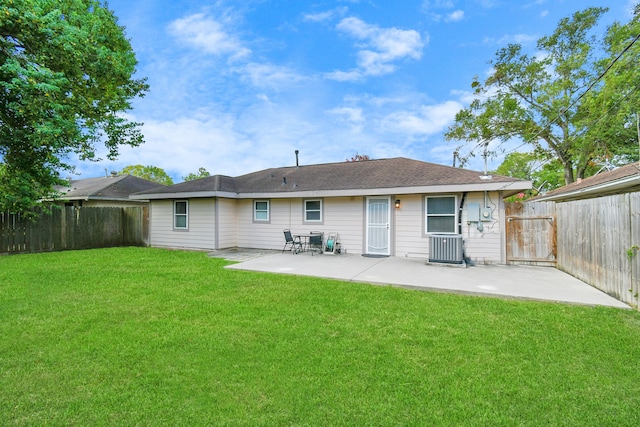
308, 231, 324, 255
282, 229, 302, 254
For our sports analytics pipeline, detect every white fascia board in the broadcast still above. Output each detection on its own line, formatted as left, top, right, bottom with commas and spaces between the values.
534, 175, 640, 202
129, 191, 238, 200
128, 181, 531, 200
239, 181, 532, 199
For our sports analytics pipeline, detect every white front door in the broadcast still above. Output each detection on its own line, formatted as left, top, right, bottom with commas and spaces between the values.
366, 197, 390, 255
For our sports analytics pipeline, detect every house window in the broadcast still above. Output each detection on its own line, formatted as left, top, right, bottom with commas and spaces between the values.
254, 200, 270, 222
426, 196, 457, 233
304, 199, 322, 222
174, 200, 188, 229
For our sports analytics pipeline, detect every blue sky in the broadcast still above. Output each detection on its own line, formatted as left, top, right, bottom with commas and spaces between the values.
73, 0, 634, 182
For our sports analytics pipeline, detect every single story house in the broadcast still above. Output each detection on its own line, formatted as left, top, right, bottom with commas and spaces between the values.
54, 173, 164, 208
131, 157, 531, 264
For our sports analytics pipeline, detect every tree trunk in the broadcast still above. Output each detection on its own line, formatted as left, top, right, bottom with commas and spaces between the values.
563, 163, 575, 185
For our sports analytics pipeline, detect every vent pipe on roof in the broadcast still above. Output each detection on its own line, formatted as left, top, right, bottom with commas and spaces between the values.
295, 150, 299, 167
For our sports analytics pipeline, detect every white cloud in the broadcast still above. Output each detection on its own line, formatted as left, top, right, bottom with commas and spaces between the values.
421, 0, 455, 10
239, 63, 309, 89
168, 13, 250, 61
114, 116, 252, 177
303, 7, 348, 23
327, 17, 425, 80
380, 100, 463, 135
445, 10, 464, 22
327, 106, 364, 123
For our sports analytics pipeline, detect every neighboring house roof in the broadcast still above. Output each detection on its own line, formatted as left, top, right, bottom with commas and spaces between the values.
534, 162, 640, 202
131, 157, 531, 200
55, 174, 165, 201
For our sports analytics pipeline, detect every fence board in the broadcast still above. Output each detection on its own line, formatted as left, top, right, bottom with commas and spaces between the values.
556, 193, 639, 308
0, 206, 148, 255
505, 201, 556, 266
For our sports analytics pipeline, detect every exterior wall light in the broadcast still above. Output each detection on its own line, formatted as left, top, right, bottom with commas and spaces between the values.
395, 199, 401, 209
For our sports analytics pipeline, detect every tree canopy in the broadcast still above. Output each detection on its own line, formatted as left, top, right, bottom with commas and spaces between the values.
346, 153, 371, 162
121, 165, 173, 185
0, 0, 148, 212
183, 167, 210, 182
446, 6, 640, 186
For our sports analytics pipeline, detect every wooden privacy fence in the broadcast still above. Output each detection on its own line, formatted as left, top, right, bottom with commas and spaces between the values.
555, 193, 639, 309
0, 206, 149, 255
511, 196, 640, 309
505, 201, 557, 266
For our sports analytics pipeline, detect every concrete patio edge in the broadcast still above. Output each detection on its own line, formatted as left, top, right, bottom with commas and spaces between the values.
218, 251, 631, 309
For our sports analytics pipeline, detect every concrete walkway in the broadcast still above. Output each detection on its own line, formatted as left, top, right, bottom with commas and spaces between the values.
218, 250, 630, 309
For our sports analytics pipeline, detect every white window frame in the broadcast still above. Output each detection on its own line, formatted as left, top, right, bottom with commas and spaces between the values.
174, 200, 188, 230
425, 195, 458, 234
253, 200, 270, 223
303, 199, 323, 223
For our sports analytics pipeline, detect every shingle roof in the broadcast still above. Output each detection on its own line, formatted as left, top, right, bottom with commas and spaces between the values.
134, 157, 528, 197
534, 162, 640, 201
55, 175, 164, 200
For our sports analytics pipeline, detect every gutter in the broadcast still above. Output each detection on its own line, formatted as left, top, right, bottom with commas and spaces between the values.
130, 181, 532, 201
534, 175, 640, 202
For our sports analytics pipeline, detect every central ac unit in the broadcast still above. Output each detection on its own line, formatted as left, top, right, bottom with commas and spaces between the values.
429, 234, 464, 264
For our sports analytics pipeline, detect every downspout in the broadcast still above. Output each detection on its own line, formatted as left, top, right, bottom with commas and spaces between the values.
458, 192, 474, 266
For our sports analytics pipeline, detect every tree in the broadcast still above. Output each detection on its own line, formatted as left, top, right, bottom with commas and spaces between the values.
121, 165, 173, 185
0, 0, 148, 213
494, 152, 536, 180
445, 7, 639, 186
581, 4, 640, 166
183, 167, 210, 182
493, 152, 565, 194
346, 153, 371, 162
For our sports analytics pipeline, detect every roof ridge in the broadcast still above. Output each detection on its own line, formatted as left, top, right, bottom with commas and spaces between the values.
85, 174, 127, 197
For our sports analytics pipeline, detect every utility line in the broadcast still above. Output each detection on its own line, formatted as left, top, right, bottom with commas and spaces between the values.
485, 30, 640, 159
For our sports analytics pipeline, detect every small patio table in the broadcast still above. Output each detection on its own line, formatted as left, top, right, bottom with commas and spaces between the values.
295, 233, 323, 254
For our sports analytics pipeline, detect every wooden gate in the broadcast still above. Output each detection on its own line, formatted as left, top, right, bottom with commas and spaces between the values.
505, 201, 557, 266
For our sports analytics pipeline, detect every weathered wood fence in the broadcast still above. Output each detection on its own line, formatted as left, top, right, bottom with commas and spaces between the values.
505, 201, 557, 266
555, 193, 639, 309
511, 196, 639, 309
0, 206, 149, 255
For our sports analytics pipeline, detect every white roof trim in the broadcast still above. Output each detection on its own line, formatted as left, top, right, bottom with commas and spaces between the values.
130, 191, 237, 200
131, 181, 531, 200
534, 175, 640, 202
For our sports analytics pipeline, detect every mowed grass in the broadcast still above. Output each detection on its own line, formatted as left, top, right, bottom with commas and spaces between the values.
1, 247, 639, 426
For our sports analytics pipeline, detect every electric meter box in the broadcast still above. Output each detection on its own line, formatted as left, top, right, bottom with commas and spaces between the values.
480, 207, 492, 221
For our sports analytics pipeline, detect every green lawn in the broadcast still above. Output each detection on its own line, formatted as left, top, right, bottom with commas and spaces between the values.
1, 247, 639, 426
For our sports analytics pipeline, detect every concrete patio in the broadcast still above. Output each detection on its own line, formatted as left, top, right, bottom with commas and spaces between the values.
211, 249, 630, 309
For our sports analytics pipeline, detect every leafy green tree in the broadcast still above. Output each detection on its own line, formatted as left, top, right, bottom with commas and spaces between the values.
183, 167, 210, 182
0, 0, 148, 213
580, 4, 640, 166
445, 7, 639, 186
494, 152, 536, 180
121, 165, 173, 185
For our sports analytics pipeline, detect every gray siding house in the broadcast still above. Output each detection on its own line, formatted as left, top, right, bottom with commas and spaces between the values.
131, 157, 531, 264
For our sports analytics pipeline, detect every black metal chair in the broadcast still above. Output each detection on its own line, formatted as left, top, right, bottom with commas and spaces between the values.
283, 229, 302, 254
308, 232, 324, 255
